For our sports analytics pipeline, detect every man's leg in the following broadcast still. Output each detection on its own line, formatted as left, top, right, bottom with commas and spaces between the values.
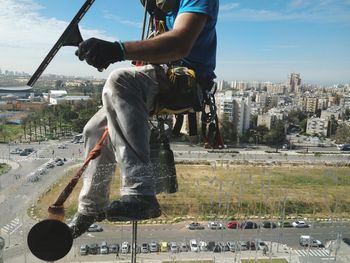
102, 64, 163, 221
69, 108, 116, 237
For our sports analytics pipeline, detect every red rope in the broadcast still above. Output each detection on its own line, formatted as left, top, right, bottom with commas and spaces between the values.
52, 128, 109, 207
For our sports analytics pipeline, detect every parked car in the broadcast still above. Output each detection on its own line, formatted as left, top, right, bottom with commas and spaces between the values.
87, 224, 103, 232
186, 222, 205, 230
108, 243, 119, 254
241, 221, 259, 229
45, 162, 55, 168
292, 220, 309, 228
278, 221, 293, 228
121, 242, 130, 254
141, 242, 149, 253
100, 241, 109, 254
199, 241, 208, 251
88, 243, 99, 254
58, 144, 67, 149
79, 244, 89, 255
261, 221, 277, 229
208, 221, 225, 230
227, 220, 240, 229
256, 240, 268, 250
179, 242, 188, 252
213, 244, 221, 253
149, 241, 159, 252
169, 242, 179, 253
190, 239, 199, 252
207, 241, 216, 251
160, 241, 168, 252
218, 242, 230, 252
227, 241, 237, 252
236, 241, 248, 251
246, 240, 257, 250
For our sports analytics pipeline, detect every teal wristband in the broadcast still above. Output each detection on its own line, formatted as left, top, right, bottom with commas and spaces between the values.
118, 41, 126, 61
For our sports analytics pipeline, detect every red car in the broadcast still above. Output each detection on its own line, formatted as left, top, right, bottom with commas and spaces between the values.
227, 220, 240, 229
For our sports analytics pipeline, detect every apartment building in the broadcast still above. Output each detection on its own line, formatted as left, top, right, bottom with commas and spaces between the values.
306, 117, 328, 136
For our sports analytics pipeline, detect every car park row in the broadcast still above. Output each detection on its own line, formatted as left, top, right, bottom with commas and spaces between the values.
79, 219, 315, 256
187, 219, 310, 230
79, 239, 270, 256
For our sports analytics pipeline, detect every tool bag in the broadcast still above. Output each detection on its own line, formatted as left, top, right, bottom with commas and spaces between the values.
154, 66, 204, 115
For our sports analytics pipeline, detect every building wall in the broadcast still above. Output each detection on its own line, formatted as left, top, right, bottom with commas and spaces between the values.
257, 114, 274, 130
306, 117, 328, 136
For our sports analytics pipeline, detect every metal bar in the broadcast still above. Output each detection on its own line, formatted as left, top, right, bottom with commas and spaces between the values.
27, 0, 96, 87
131, 221, 138, 263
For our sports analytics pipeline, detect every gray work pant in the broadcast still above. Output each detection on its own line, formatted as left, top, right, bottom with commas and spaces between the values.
78, 64, 165, 215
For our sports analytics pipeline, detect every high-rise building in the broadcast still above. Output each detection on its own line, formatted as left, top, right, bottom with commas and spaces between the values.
215, 91, 251, 135
233, 95, 251, 135
288, 73, 301, 93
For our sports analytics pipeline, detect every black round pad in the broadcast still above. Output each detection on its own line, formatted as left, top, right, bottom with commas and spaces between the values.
27, 219, 73, 261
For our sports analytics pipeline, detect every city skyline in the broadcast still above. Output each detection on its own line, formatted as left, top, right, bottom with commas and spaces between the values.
0, 0, 349, 85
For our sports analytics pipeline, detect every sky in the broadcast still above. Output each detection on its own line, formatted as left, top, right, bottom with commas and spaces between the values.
0, 0, 349, 85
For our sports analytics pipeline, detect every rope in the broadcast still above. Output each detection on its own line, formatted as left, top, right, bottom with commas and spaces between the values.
51, 128, 109, 208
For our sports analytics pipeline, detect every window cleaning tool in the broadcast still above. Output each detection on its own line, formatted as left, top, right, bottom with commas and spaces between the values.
27, 128, 109, 261
27, 0, 96, 87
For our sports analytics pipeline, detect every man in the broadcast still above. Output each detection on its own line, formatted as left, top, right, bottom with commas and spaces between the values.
69, 0, 219, 238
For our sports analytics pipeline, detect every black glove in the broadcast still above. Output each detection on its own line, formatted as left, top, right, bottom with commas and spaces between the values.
75, 38, 125, 70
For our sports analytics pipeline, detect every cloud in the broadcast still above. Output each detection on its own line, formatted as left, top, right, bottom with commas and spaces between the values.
220, 0, 350, 24
0, 0, 111, 77
220, 2, 240, 12
103, 13, 142, 29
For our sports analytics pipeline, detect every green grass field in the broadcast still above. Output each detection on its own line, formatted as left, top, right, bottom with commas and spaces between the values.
33, 164, 350, 221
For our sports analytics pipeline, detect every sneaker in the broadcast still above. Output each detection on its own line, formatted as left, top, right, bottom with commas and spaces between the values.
68, 212, 105, 239
106, 195, 161, 221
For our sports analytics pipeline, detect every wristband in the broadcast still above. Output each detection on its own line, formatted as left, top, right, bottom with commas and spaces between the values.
118, 41, 126, 61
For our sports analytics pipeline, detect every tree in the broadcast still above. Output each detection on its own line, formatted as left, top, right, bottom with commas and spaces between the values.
219, 114, 237, 144
264, 120, 286, 150
328, 115, 338, 138
335, 124, 350, 144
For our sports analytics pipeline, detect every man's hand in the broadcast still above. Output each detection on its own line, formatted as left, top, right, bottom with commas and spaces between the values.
76, 38, 125, 70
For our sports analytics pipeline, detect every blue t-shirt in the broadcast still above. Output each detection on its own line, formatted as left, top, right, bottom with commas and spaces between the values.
165, 0, 219, 79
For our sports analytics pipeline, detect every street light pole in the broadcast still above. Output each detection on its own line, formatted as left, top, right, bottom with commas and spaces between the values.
0, 236, 4, 263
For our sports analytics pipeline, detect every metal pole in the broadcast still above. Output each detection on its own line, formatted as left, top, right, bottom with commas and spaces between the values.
0, 236, 4, 263
131, 221, 138, 263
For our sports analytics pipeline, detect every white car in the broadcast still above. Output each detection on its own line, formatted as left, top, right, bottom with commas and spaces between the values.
199, 241, 208, 251
100, 241, 109, 254
292, 220, 309, 228
208, 221, 225, 230
190, 239, 199, 252
121, 242, 130, 254
169, 242, 179, 253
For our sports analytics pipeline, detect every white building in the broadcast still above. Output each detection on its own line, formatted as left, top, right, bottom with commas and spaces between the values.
306, 117, 328, 137
216, 91, 251, 135
257, 114, 275, 130
233, 96, 251, 135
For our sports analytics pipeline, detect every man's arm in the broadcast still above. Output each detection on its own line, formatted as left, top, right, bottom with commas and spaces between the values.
123, 12, 208, 63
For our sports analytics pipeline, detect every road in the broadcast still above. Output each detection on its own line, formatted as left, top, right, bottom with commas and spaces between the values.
1, 140, 350, 262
